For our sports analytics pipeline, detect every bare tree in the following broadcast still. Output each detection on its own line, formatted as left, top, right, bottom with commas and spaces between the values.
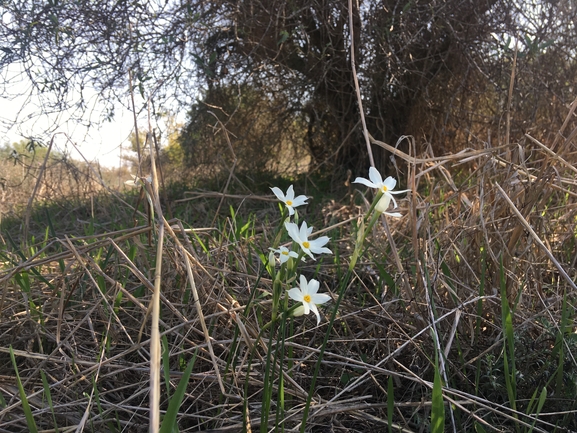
186, 0, 577, 172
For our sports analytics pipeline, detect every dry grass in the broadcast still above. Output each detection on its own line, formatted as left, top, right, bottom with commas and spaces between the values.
1, 111, 577, 432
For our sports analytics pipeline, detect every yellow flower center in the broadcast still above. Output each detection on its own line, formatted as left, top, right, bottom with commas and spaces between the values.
303, 294, 311, 303
302, 241, 310, 249
382, 186, 388, 192
281, 251, 289, 256
286, 200, 293, 206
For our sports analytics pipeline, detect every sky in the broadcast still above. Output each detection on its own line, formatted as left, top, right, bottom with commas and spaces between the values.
0, 63, 151, 168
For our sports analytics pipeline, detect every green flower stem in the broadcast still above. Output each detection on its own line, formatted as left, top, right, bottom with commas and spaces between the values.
271, 246, 300, 321
275, 292, 291, 432
359, 190, 383, 223
349, 195, 383, 271
300, 267, 353, 433
252, 296, 300, 433
300, 192, 384, 432
270, 208, 289, 253
260, 303, 302, 334
260, 319, 278, 433
292, 251, 305, 272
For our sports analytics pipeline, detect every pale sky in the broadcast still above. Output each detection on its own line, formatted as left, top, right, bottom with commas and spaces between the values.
0, 63, 153, 168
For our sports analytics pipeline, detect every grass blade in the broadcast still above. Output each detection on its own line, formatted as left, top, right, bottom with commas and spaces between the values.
40, 371, 59, 433
162, 335, 172, 400
431, 351, 445, 433
9, 346, 38, 433
499, 257, 518, 426
528, 387, 547, 433
159, 349, 198, 433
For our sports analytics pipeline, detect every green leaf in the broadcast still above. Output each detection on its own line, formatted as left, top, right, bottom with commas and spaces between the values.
40, 371, 59, 433
162, 335, 172, 400
159, 350, 198, 433
528, 387, 548, 433
475, 422, 488, 433
431, 355, 445, 433
10, 347, 38, 433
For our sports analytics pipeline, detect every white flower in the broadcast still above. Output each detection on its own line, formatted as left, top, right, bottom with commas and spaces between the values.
270, 185, 308, 215
288, 275, 331, 325
375, 195, 403, 218
353, 167, 409, 209
269, 246, 299, 264
284, 221, 332, 260
125, 174, 152, 188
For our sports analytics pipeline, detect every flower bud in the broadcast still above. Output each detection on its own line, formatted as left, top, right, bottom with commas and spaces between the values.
292, 305, 306, 317
268, 251, 276, 268
375, 194, 392, 213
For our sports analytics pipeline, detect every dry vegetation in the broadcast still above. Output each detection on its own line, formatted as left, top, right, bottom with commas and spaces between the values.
2, 0, 577, 431
0, 141, 131, 227
0, 98, 577, 433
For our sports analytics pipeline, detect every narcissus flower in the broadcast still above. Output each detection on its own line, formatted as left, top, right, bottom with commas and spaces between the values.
271, 185, 308, 215
284, 221, 332, 260
288, 275, 331, 324
269, 246, 299, 264
353, 167, 409, 209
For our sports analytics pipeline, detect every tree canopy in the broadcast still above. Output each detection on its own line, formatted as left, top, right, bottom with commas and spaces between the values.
2, 0, 576, 175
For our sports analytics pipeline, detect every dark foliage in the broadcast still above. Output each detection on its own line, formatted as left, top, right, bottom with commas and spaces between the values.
2, 1, 577, 176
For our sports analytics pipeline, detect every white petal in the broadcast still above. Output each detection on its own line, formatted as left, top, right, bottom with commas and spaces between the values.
310, 246, 331, 256
309, 237, 332, 255
368, 166, 384, 186
291, 195, 308, 207
271, 187, 286, 201
286, 185, 295, 200
307, 278, 320, 294
288, 287, 303, 302
384, 211, 403, 218
299, 274, 309, 290
299, 222, 310, 240
353, 177, 378, 189
285, 222, 301, 243
299, 248, 315, 260
125, 175, 140, 188
383, 176, 397, 191
309, 236, 329, 248
309, 302, 321, 324
311, 293, 331, 305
